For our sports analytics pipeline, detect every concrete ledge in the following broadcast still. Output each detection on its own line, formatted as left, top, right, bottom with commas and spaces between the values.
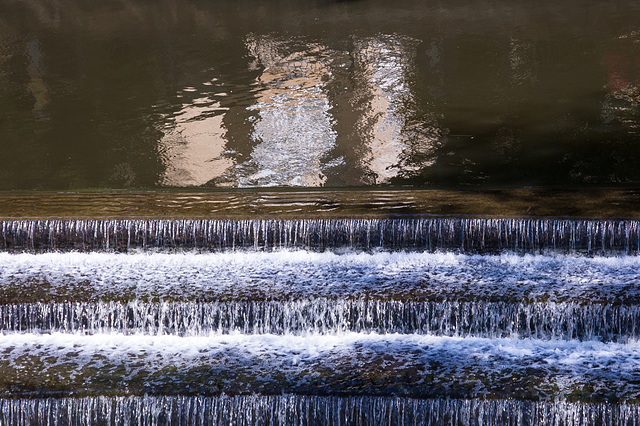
0, 188, 639, 219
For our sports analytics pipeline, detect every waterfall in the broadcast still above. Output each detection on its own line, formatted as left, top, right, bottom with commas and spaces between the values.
1, 300, 638, 342
2, 215, 640, 410
0, 395, 638, 426
2, 218, 639, 254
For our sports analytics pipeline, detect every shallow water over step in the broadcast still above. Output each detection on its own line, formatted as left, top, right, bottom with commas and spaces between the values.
1, 333, 639, 400
2, 395, 639, 426
3, 251, 640, 304
3, 218, 640, 254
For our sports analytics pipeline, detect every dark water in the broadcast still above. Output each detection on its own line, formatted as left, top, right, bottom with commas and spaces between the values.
1, 0, 640, 189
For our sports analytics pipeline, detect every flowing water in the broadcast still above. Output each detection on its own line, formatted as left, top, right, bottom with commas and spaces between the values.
1, 217, 640, 424
1, 0, 640, 189
3, 0, 640, 423
3, 396, 640, 426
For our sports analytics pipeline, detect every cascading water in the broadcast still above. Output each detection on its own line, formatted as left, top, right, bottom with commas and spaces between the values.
2, 396, 640, 426
1, 217, 640, 424
2, 218, 639, 254
2, 300, 640, 342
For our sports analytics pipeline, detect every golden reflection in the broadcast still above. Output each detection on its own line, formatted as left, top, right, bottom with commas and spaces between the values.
160, 88, 233, 187
236, 35, 342, 187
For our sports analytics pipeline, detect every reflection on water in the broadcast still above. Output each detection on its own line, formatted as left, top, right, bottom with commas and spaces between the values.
1, 0, 640, 189
602, 31, 640, 135
26, 39, 49, 118
356, 35, 416, 183
236, 35, 341, 187
354, 34, 445, 184
159, 81, 232, 187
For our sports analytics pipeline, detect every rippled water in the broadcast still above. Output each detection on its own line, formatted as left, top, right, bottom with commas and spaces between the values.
1, 0, 640, 189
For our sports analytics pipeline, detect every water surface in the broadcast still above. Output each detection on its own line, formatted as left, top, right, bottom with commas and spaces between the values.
1, 0, 640, 189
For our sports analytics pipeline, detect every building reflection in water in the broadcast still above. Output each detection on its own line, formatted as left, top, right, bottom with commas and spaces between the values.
235, 35, 343, 187
158, 33, 447, 188
354, 34, 444, 184
159, 81, 234, 187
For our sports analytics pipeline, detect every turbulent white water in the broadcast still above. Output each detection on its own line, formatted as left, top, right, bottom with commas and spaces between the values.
0, 332, 639, 400
1, 251, 640, 303
0, 218, 639, 410
3, 331, 639, 366
1, 251, 639, 342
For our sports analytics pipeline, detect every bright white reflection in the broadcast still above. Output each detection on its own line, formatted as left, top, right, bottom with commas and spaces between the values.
236, 35, 342, 187
353, 35, 424, 184
160, 83, 233, 187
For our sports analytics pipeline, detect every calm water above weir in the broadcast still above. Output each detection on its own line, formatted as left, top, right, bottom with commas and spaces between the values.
1, 0, 640, 189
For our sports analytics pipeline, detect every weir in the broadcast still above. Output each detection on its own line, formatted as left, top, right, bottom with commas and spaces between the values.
1, 300, 639, 342
3, 0, 640, 420
2, 217, 640, 254
1, 396, 639, 426
0, 214, 639, 408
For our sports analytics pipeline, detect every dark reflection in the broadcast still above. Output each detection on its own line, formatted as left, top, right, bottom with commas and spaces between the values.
25, 39, 49, 119
602, 31, 640, 135
1, 0, 640, 189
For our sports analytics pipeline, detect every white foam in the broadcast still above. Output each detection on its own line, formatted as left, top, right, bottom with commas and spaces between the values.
1, 332, 639, 364
1, 332, 639, 398
1, 251, 639, 302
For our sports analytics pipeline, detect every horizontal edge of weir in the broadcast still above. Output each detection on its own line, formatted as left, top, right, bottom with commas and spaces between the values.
1, 188, 640, 219
2, 217, 639, 254
2, 214, 640, 221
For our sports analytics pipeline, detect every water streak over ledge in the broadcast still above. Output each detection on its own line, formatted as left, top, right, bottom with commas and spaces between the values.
2, 218, 639, 254
1, 395, 638, 426
1, 300, 638, 342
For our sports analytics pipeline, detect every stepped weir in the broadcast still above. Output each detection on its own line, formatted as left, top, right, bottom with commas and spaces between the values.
3, 0, 640, 419
1, 209, 640, 424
